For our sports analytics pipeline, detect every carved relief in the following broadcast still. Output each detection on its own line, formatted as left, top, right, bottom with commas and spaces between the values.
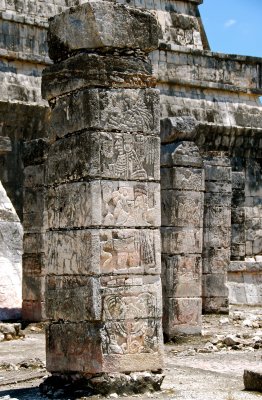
100, 91, 156, 133
101, 132, 159, 181
102, 182, 159, 227
100, 230, 160, 274
101, 292, 160, 355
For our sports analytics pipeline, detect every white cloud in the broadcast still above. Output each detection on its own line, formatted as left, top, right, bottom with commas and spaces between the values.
224, 19, 237, 28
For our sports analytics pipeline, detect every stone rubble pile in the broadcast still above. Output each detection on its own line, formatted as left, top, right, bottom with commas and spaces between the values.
0, 322, 24, 341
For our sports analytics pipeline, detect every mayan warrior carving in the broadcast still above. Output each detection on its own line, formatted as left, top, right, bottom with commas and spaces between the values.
41, 1, 163, 394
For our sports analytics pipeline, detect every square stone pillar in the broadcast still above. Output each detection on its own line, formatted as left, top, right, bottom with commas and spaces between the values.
41, 2, 163, 395
202, 152, 232, 313
160, 118, 203, 339
22, 139, 49, 321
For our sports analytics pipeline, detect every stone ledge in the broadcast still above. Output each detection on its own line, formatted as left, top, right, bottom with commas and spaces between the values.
0, 49, 52, 66
0, 11, 48, 27
228, 261, 262, 272
159, 43, 262, 64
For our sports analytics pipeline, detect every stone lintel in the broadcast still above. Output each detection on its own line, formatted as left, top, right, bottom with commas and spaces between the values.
0, 136, 11, 155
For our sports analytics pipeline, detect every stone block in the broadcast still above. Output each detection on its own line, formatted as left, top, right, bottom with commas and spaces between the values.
160, 116, 198, 143
0, 136, 11, 154
48, 2, 159, 62
205, 181, 232, 193
162, 254, 201, 298
231, 243, 245, 259
204, 206, 231, 228
47, 229, 161, 276
204, 193, 231, 207
202, 274, 228, 298
101, 277, 162, 320
161, 141, 202, 168
173, 167, 204, 191
163, 298, 202, 336
46, 320, 163, 373
23, 253, 46, 277
24, 165, 45, 188
47, 181, 160, 229
42, 53, 155, 100
22, 300, 46, 322
47, 131, 160, 185
202, 296, 229, 314
22, 275, 45, 301
161, 227, 203, 255
24, 233, 45, 254
232, 171, 245, 190
46, 322, 104, 373
203, 225, 231, 248
231, 207, 245, 224
161, 167, 204, 191
202, 248, 230, 274
231, 224, 245, 243
228, 281, 247, 305
161, 190, 203, 227
205, 165, 232, 182
48, 88, 159, 139
46, 276, 101, 322
22, 139, 49, 167
244, 370, 262, 392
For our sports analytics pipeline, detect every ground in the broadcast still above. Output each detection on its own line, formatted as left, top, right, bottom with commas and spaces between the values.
0, 306, 262, 400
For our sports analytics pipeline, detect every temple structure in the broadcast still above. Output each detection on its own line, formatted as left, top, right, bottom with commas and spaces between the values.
0, 0, 261, 346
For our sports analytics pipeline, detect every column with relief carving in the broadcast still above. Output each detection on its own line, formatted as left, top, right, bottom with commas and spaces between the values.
41, 1, 163, 395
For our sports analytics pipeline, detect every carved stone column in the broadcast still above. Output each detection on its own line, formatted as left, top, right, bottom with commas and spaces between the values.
202, 152, 232, 313
41, 2, 163, 395
22, 139, 49, 321
161, 118, 204, 339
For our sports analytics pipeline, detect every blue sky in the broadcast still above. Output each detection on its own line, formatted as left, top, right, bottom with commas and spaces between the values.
200, 0, 262, 58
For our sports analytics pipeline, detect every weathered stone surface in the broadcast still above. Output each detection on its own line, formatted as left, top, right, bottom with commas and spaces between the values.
162, 255, 202, 298
161, 227, 202, 255
42, 53, 156, 100
160, 116, 198, 143
48, 2, 159, 62
244, 369, 262, 392
161, 141, 203, 168
47, 181, 160, 229
48, 88, 160, 140
163, 298, 202, 336
47, 229, 161, 276
0, 136, 11, 154
162, 190, 203, 227
47, 320, 163, 373
161, 167, 205, 191
47, 130, 160, 184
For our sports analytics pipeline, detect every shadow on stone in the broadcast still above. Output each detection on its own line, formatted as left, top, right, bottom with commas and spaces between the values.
40, 372, 164, 398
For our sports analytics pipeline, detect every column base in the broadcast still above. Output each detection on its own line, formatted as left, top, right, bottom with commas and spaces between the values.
40, 371, 164, 397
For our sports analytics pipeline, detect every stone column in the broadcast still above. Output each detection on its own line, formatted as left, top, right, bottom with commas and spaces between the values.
41, 2, 163, 395
161, 118, 204, 338
202, 152, 232, 313
22, 139, 49, 321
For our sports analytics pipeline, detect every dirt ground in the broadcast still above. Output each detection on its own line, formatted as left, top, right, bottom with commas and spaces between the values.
0, 306, 262, 400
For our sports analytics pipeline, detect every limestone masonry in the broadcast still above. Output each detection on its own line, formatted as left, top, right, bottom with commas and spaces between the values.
0, 0, 262, 376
